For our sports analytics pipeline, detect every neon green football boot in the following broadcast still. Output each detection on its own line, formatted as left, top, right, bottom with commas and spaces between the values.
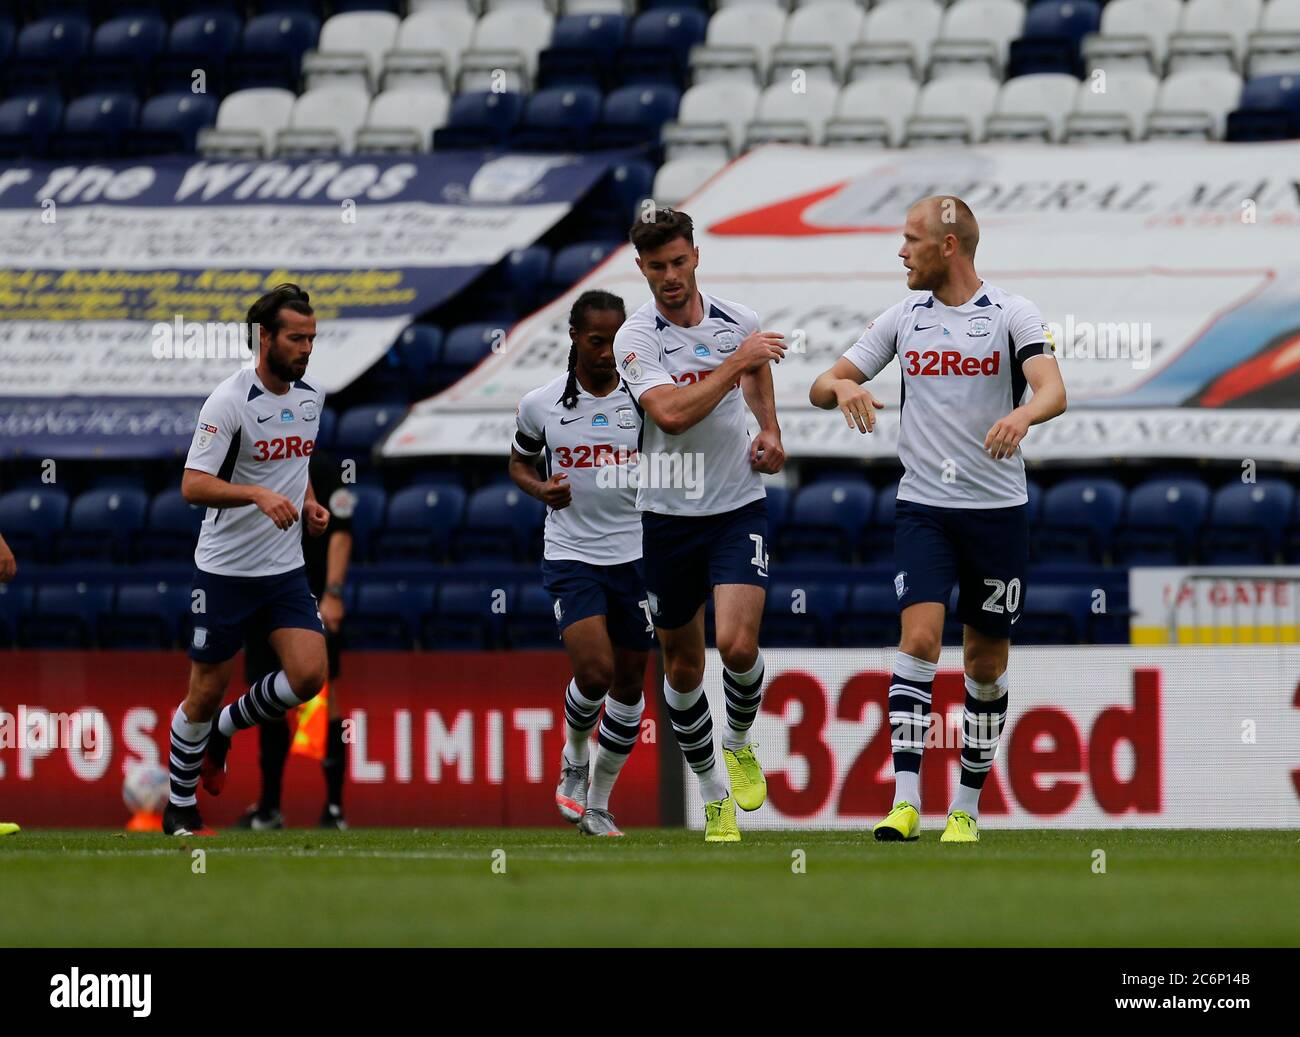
940, 810, 979, 843
704, 796, 741, 843
872, 802, 920, 842
722, 743, 767, 812
0, 822, 20, 836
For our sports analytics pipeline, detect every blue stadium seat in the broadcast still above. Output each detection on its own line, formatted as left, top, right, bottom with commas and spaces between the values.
512, 86, 603, 151
373, 484, 465, 562
506, 582, 563, 649
100, 580, 191, 649
316, 406, 338, 451
1226, 75, 1300, 142
860, 480, 898, 561
334, 404, 403, 455
334, 483, 385, 559
155, 10, 243, 93
781, 481, 875, 561
538, 14, 628, 89
1007, 0, 1100, 78
140, 488, 204, 562
1201, 479, 1296, 564
585, 158, 655, 235
1014, 583, 1093, 645
549, 241, 618, 293
504, 246, 552, 313
1025, 477, 1043, 525
426, 581, 508, 649
231, 11, 320, 91
82, 13, 168, 94
594, 84, 680, 148
129, 92, 218, 154
394, 323, 443, 391
764, 484, 791, 547
1115, 478, 1211, 565
0, 487, 69, 562
59, 488, 149, 563
840, 583, 901, 647
1033, 477, 1125, 563
0, 17, 15, 64
455, 485, 546, 560
347, 580, 434, 649
0, 95, 63, 158
7, 15, 93, 96
763, 580, 848, 647
441, 322, 507, 379
0, 582, 33, 648
53, 92, 140, 159
432, 91, 524, 150
21, 582, 114, 648
618, 8, 708, 87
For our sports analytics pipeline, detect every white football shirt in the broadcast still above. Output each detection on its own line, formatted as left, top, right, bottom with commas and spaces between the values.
842, 281, 1054, 509
185, 367, 325, 576
514, 372, 642, 565
613, 290, 766, 517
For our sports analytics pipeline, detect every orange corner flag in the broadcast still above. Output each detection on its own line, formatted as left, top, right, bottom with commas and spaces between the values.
291, 681, 328, 761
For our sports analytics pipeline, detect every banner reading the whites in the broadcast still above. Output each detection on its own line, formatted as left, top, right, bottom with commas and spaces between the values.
0, 152, 614, 457
385, 140, 1300, 461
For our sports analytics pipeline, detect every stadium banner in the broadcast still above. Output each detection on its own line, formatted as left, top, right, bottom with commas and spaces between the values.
1129, 566, 1300, 644
385, 141, 1300, 461
0, 152, 614, 458
0, 651, 662, 827
683, 646, 1300, 830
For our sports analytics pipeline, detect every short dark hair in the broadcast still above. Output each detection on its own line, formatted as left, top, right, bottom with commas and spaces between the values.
247, 283, 313, 351
629, 208, 694, 253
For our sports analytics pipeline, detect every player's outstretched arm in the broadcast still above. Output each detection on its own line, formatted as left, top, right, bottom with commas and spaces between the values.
809, 358, 886, 434
984, 354, 1067, 459
640, 330, 785, 436
181, 468, 299, 530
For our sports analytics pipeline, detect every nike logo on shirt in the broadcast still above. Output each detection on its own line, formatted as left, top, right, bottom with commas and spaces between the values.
914, 324, 938, 332
559, 416, 582, 425
256, 414, 273, 423
664, 345, 685, 354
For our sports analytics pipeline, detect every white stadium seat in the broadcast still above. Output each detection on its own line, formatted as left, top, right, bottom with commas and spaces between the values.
275, 85, 372, 157
1144, 68, 1242, 138
744, 78, 839, 147
1248, 0, 1300, 75
771, 2, 866, 83
408, 0, 476, 12
652, 155, 729, 207
826, 76, 919, 146
197, 88, 296, 158
382, 9, 477, 93
904, 75, 999, 144
929, 0, 1025, 79
662, 80, 761, 158
560, 0, 632, 13
459, 7, 555, 92
356, 87, 452, 153
1168, 0, 1266, 73
985, 72, 1080, 142
1082, 0, 1184, 75
302, 11, 401, 94
1065, 70, 1160, 142
690, 5, 788, 85
849, 0, 944, 81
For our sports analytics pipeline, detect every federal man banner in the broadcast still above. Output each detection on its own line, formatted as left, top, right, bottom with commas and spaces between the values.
385, 140, 1300, 461
0, 152, 615, 457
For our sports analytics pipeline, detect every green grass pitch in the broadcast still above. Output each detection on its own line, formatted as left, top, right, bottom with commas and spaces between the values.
2, 828, 1296, 947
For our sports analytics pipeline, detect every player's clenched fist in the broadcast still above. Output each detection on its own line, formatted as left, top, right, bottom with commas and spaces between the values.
731, 330, 786, 373
304, 499, 330, 537
253, 487, 300, 530
984, 409, 1031, 460
539, 472, 572, 510
834, 379, 885, 434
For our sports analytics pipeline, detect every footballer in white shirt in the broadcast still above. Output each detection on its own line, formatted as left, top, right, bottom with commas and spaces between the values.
163, 284, 332, 837
614, 209, 787, 843
509, 291, 651, 838
810, 197, 1067, 845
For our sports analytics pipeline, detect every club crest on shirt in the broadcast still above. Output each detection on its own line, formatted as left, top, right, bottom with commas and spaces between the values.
616, 406, 636, 429
714, 329, 738, 353
592, 413, 608, 427
300, 400, 318, 421
967, 317, 991, 337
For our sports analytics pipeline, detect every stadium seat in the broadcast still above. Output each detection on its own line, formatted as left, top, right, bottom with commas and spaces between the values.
393, 323, 444, 391
781, 481, 876, 561
53, 92, 140, 159
155, 10, 243, 94
905, 75, 999, 145
347, 581, 435, 649
1007, 0, 1101, 79
764, 484, 791, 546
454, 485, 546, 560
689, 3, 787, 85
0, 95, 64, 158
1034, 478, 1126, 563
381, 7, 476, 93
335, 404, 404, 455
1115, 478, 1212, 564
1081, 0, 1184, 76
502, 246, 553, 313
1167, 0, 1264, 74
139, 489, 204, 562
511, 85, 604, 150
59, 488, 149, 563
1064, 71, 1160, 141
277, 85, 371, 156
986, 73, 1079, 143
549, 241, 618, 292
303, 10, 401, 93
6, 15, 93, 96
0, 583, 33, 649
745, 79, 839, 147
617, 8, 708, 86
1248, 0, 1300, 76
372, 484, 465, 562
81, 12, 168, 94
129, 92, 218, 155
848, 0, 944, 82
230, 11, 321, 92
100, 581, 192, 649
0, 488, 69, 562
594, 84, 681, 148
662, 80, 760, 158
651, 154, 726, 205
1145, 69, 1243, 139
426, 581, 508, 649
771, 1, 865, 83
506, 583, 563, 649
1226, 72, 1300, 139
1014, 584, 1093, 645
839, 583, 902, 647
826, 77, 919, 147
458, 7, 555, 93
317, 406, 339, 451
432, 90, 525, 149
929, 0, 1025, 80
860, 480, 898, 561
1200, 479, 1296, 563
198, 87, 297, 158
585, 157, 655, 234
21, 583, 114, 649
355, 87, 450, 152
538, 13, 628, 89
763, 581, 848, 647
442, 322, 509, 379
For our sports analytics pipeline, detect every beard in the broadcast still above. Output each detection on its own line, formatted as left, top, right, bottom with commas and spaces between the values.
266, 349, 304, 383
